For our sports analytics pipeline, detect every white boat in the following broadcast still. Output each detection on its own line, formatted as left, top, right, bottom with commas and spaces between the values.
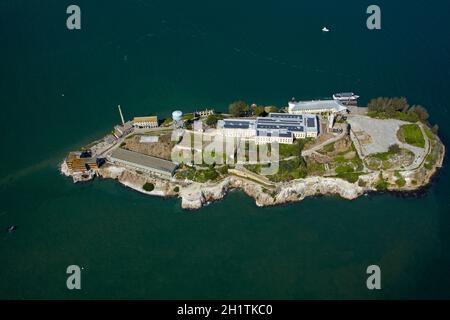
333, 92, 360, 101
322, 27, 330, 32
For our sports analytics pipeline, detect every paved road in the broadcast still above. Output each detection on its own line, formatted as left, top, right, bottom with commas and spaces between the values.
302, 130, 348, 157
400, 123, 430, 171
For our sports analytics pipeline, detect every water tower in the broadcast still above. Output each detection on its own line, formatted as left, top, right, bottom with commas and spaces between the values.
172, 110, 183, 128
172, 110, 183, 122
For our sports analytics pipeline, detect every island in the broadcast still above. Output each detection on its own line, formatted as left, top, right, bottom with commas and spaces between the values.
60, 95, 445, 210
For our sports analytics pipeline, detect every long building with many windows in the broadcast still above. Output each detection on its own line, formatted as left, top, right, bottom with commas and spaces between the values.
108, 148, 178, 178
133, 116, 159, 129
217, 113, 318, 145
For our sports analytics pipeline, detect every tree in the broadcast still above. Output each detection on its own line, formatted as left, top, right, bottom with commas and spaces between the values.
367, 97, 409, 113
229, 100, 249, 117
265, 106, 279, 113
431, 124, 439, 135
205, 114, 223, 126
254, 106, 267, 117
143, 182, 155, 192
388, 144, 401, 154
410, 105, 429, 122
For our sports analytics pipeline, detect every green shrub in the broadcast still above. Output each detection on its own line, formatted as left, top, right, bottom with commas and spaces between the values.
375, 172, 389, 191
395, 178, 406, 187
143, 182, 155, 192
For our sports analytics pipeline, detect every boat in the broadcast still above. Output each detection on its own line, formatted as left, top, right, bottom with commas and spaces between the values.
322, 27, 330, 32
333, 92, 360, 101
7, 225, 17, 233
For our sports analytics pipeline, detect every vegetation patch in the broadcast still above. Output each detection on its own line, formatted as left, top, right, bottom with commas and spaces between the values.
205, 114, 224, 126
365, 145, 414, 170
306, 161, 325, 176
335, 165, 355, 175
322, 141, 336, 153
336, 172, 361, 183
279, 140, 307, 158
374, 173, 389, 191
143, 182, 155, 192
397, 124, 425, 148
394, 171, 406, 187
175, 165, 220, 183
367, 97, 429, 123
267, 158, 307, 182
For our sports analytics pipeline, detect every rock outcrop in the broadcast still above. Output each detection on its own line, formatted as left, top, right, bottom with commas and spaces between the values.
59, 136, 445, 211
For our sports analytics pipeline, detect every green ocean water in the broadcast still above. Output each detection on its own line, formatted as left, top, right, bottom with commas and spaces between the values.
1, 0, 450, 299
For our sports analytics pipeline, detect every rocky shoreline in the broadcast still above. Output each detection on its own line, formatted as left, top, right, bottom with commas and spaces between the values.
60, 137, 445, 210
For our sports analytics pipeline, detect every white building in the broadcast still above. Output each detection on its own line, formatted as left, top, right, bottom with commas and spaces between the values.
288, 99, 347, 115
133, 116, 158, 129
255, 131, 294, 145
217, 113, 318, 145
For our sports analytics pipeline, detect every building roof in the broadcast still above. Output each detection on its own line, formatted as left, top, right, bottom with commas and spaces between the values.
288, 100, 347, 113
268, 113, 303, 120
306, 117, 316, 127
256, 122, 304, 132
115, 121, 134, 131
133, 116, 158, 123
221, 119, 255, 129
334, 92, 354, 97
110, 148, 177, 174
220, 114, 318, 135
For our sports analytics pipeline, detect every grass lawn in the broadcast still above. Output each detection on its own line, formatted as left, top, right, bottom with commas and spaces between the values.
397, 124, 425, 148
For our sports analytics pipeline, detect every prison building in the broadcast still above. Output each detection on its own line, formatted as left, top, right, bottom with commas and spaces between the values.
288, 99, 347, 115
108, 148, 178, 178
133, 116, 158, 129
258, 113, 318, 139
218, 113, 318, 144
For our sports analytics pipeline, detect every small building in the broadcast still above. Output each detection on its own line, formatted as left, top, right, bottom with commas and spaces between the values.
108, 148, 178, 178
139, 136, 159, 143
195, 108, 215, 117
133, 116, 158, 129
114, 121, 134, 139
